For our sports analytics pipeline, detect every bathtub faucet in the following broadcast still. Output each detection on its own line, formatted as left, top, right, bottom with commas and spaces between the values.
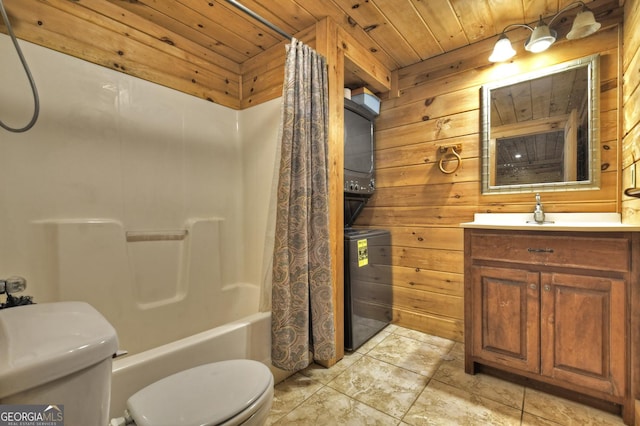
0, 276, 26, 295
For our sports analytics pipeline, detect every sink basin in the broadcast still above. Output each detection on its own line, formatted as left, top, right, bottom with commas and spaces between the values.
461, 213, 640, 231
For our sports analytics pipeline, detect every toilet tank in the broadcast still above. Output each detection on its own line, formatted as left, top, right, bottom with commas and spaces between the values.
0, 302, 118, 425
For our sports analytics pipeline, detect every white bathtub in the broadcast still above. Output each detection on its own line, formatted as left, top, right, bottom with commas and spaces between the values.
109, 311, 277, 418
28, 217, 288, 418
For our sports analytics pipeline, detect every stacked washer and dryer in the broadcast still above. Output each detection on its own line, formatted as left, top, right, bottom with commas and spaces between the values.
343, 97, 392, 351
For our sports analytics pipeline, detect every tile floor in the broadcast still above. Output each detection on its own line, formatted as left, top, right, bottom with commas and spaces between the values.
266, 324, 626, 425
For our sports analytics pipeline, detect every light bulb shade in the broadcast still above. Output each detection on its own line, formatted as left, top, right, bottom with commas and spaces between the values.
524, 24, 557, 53
489, 34, 516, 62
567, 9, 601, 40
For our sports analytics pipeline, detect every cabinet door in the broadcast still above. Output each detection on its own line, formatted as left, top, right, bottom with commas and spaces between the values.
540, 272, 626, 396
471, 265, 540, 373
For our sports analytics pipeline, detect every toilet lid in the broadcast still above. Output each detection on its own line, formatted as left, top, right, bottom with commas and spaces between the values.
127, 360, 273, 426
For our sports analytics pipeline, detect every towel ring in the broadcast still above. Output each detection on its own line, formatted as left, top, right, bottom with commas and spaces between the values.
438, 145, 462, 174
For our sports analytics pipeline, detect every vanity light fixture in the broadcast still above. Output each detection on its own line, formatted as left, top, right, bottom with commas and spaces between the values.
488, 1, 601, 63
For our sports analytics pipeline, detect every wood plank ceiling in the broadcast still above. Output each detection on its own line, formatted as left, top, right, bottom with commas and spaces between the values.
92, 0, 607, 70
0, 0, 617, 107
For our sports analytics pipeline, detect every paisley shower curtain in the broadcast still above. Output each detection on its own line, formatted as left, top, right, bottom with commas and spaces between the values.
270, 38, 336, 371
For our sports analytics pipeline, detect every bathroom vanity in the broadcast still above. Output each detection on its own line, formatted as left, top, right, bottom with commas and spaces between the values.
461, 214, 640, 424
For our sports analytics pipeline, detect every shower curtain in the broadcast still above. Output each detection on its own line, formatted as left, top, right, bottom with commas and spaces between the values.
270, 38, 336, 371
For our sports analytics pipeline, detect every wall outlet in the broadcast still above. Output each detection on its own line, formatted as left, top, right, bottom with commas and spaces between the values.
632, 164, 636, 188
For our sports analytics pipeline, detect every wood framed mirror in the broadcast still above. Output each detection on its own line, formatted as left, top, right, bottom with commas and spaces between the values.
481, 54, 600, 194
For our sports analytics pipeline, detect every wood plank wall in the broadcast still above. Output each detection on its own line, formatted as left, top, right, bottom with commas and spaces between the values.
620, 0, 640, 421
0, 0, 242, 109
622, 0, 640, 222
240, 26, 316, 109
355, 3, 624, 342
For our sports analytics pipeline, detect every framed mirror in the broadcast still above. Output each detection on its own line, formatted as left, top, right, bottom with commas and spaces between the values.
481, 54, 600, 194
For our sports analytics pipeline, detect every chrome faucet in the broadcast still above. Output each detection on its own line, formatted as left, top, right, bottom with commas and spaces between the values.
533, 193, 545, 224
0, 276, 26, 295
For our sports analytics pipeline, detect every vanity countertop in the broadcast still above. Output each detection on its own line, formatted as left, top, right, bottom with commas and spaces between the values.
460, 213, 640, 232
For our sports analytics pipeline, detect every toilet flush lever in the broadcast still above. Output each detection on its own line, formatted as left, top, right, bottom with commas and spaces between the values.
113, 350, 129, 359
0, 276, 26, 294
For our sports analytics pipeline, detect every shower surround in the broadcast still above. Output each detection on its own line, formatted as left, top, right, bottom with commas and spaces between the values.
0, 34, 280, 355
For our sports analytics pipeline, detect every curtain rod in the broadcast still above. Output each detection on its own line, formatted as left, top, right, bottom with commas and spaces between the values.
225, 0, 293, 40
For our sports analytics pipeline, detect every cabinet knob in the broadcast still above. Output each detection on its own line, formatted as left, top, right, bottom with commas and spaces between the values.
544, 285, 551, 291
529, 283, 537, 290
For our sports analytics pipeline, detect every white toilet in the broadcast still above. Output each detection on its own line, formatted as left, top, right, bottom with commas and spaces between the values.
0, 302, 274, 426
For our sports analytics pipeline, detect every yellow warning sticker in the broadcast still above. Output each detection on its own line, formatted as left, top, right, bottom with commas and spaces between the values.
357, 239, 368, 267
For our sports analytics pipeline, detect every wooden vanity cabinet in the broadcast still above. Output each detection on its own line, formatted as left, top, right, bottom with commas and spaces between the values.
464, 229, 635, 423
